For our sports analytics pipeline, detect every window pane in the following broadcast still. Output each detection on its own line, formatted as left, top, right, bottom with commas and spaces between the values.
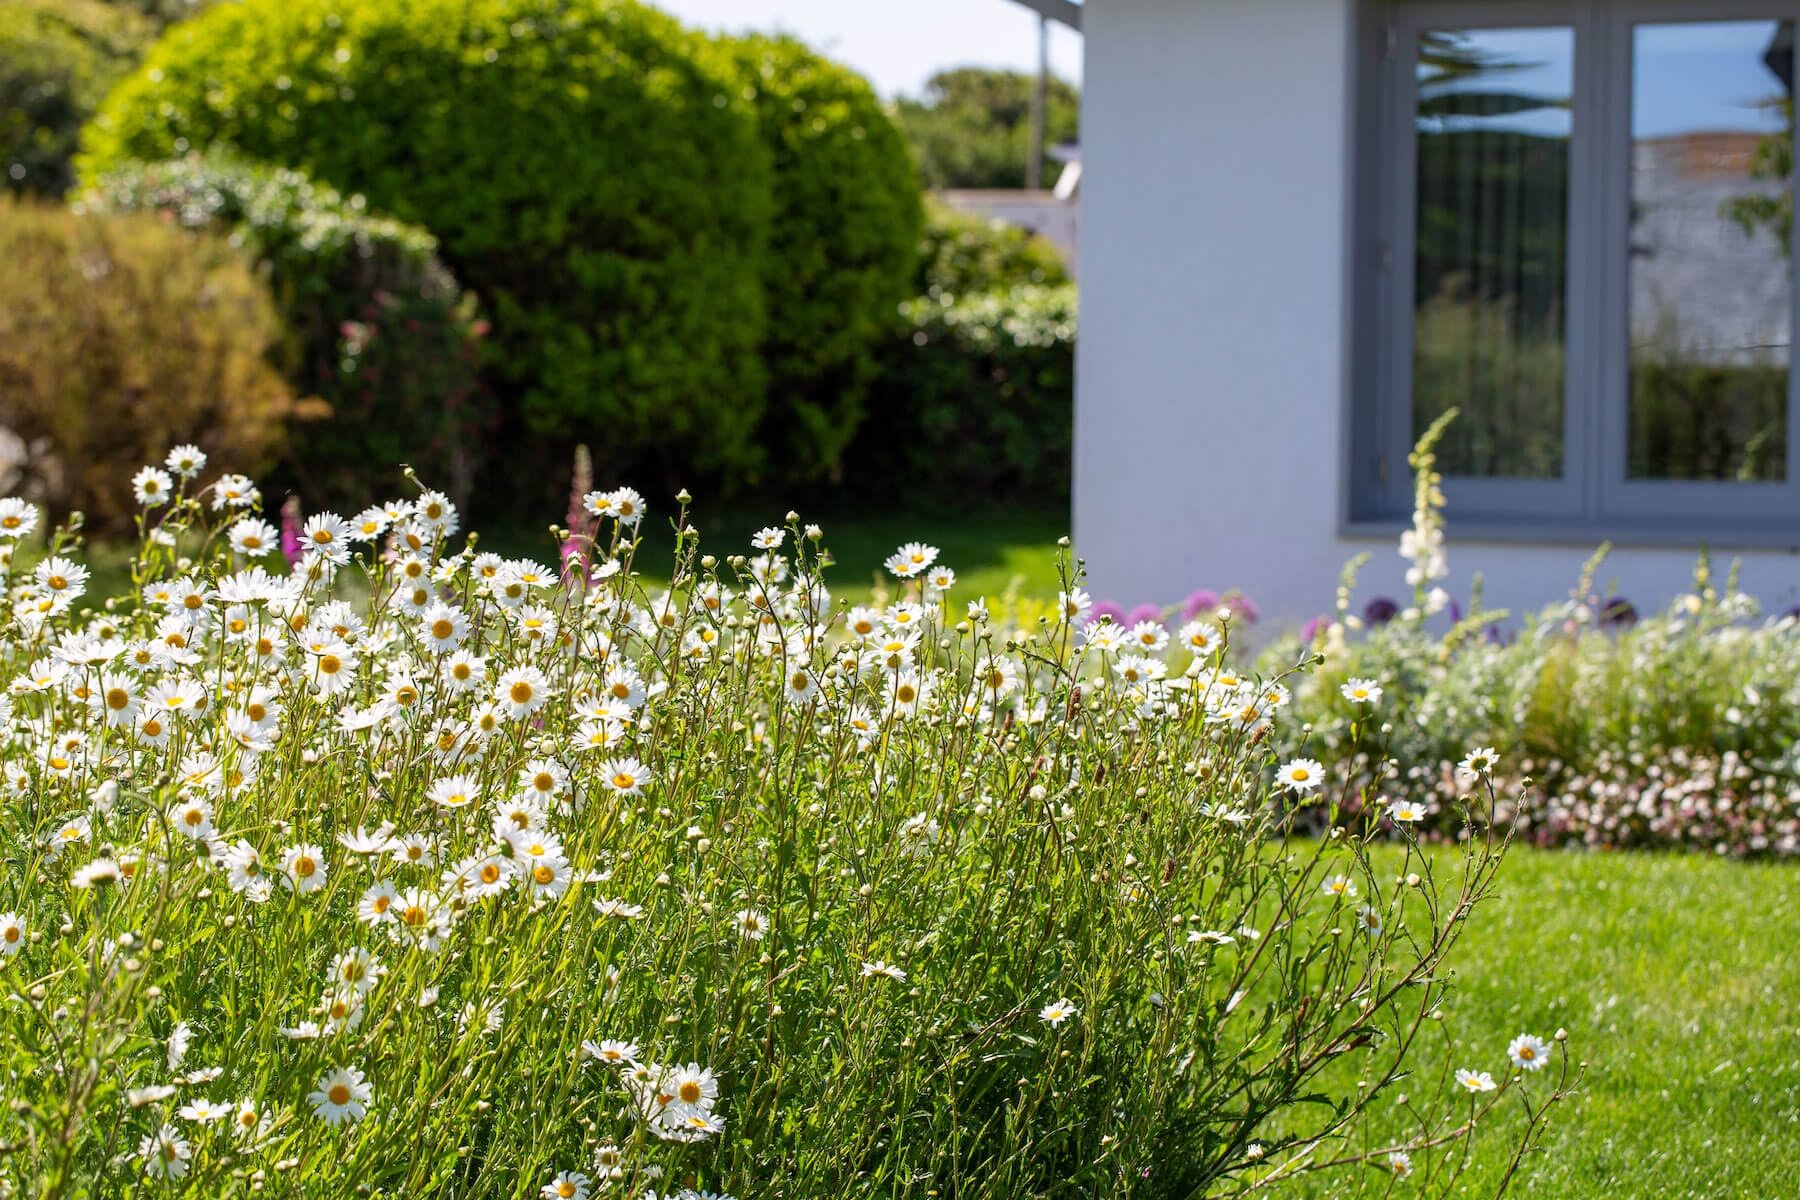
1414, 27, 1572, 479
1630, 21, 1792, 482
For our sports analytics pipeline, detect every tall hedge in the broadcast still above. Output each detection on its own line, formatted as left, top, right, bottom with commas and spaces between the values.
703, 34, 922, 484
852, 284, 1076, 510
79, 0, 774, 481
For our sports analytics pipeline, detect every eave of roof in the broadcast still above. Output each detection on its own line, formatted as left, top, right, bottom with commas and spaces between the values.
1005, 0, 1081, 32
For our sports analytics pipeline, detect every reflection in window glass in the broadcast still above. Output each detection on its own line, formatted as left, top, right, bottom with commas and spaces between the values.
1413, 27, 1572, 479
1630, 21, 1791, 482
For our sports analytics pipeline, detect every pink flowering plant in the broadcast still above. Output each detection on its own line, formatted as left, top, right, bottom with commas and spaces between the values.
1267, 415, 1800, 857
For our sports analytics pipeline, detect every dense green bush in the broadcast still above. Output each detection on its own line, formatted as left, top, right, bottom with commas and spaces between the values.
80, 153, 489, 513
0, 198, 293, 530
852, 283, 1075, 508
0, 0, 154, 196
80, 0, 773, 481
702, 33, 922, 485
914, 197, 1070, 297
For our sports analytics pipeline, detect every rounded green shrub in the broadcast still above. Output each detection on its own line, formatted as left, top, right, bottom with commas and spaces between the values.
703, 33, 922, 484
80, 153, 490, 515
852, 283, 1076, 510
80, 0, 772, 480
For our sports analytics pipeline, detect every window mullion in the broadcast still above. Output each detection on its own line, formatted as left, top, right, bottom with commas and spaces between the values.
1573, 0, 1609, 520
1789, 4, 1800, 496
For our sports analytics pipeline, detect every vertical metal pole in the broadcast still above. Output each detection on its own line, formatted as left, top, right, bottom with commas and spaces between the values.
1027, 12, 1048, 190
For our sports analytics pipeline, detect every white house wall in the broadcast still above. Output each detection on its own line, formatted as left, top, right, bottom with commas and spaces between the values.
1073, 0, 1800, 627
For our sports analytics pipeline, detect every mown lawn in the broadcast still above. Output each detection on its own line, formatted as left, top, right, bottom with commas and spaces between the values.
1291, 846, 1799, 1198
63, 505, 1072, 614
494, 504, 1073, 610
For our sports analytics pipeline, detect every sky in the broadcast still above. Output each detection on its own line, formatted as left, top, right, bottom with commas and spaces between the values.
1429, 21, 1791, 139
648, 0, 1084, 98
1634, 20, 1789, 139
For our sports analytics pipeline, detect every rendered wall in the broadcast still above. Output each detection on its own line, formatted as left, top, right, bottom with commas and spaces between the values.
1073, 0, 1800, 626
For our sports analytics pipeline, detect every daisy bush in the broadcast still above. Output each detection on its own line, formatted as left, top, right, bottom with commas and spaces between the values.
0, 450, 1573, 1198
1269, 413, 1800, 858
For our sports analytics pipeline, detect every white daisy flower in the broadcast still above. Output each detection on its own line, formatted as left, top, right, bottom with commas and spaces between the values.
1507, 1032, 1551, 1071
1277, 758, 1324, 792
541, 1171, 591, 1200
132, 466, 175, 506
307, 1064, 372, 1124
0, 911, 25, 956
138, 1127, 191, 1179
1458, 746, 1500, 781
280, 843, 328, 893
164, 444, 206, 478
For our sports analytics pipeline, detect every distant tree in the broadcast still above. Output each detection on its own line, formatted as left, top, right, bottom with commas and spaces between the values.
1720, 96, 1793, 258
893, 66, 1078, 190
0, 0, 157, 197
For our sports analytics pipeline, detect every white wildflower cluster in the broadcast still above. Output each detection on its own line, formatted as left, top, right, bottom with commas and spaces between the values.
0, 457, 1570, 1197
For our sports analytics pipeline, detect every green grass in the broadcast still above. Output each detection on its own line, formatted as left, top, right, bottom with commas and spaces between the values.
489, 504, 1072, 610
57, 505, 1071, 616
1295, 846, 1799, 1198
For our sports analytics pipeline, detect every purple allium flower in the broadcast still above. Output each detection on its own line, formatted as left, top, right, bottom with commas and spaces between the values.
1222, 590, 1259, 624
1127, 603, 1164, 628
1301, 615, 1327, 644
1363, 597, 1399, 626
1182, 588, 1221, 622
1090, 600, 1129, 628
1600, 597, 1638, 627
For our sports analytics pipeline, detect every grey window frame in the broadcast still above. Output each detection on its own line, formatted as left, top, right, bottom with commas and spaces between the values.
1351, 0, 1800, 543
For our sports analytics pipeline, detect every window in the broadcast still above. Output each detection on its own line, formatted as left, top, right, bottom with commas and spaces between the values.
1357, 2, 1800, 539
